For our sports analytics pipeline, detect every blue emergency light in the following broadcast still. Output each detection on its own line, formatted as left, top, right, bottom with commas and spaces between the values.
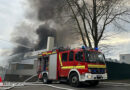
94, 47, 98, 51
82, 46, 86, 49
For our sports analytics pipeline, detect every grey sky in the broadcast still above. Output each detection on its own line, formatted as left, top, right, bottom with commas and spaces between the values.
0, 0, 25, 66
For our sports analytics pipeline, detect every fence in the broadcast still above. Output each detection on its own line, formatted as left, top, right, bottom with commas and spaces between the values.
106, 61, 130, 80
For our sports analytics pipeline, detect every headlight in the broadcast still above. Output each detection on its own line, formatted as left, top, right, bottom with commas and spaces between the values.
87, 75, 92, 79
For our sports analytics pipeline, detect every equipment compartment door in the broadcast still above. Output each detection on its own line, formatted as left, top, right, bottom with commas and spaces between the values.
48, 54, 57, 80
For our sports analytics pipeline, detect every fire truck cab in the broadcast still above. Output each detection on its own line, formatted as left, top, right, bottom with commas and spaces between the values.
37, 47, 107, 87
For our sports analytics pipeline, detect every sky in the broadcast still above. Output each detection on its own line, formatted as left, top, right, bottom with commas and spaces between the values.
0, 0, 25, 66
0, 0, 130, 67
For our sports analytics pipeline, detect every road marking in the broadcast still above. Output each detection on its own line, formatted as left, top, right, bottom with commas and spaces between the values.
101, 82, 130, 87
24, 83, 74, 90
44, 84, 74, 90
101, 82, 130, 84
1, 81, 130, 90
0, 83, 24, 90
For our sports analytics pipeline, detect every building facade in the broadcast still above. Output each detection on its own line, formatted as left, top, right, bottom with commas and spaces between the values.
0, 66, 6, 80
120, 54, 130, 64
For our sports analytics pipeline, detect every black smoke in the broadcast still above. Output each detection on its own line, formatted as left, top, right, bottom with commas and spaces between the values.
35, 25, 56, 50
12, 37, 31, 54
10, 0, 79, 62
29, 0, 65, 21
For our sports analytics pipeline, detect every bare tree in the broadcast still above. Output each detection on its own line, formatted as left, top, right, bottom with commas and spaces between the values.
65, 0, 129, 48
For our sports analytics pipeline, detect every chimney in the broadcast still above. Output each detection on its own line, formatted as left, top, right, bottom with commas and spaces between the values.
47, 37, 54, 51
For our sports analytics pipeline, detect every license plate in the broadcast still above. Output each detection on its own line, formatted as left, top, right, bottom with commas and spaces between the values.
97, 75, 102, 77
97, 75, 102, 79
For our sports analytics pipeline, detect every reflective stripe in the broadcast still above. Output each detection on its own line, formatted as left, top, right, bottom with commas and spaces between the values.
61, 65, 85, 69
43, 52, 48, 54
61, 66, 74, 69
48, 53, 52, 54
42, 51, 56, 55
75, 65, 85, 69
52, 51, 56, 54
88, 64, 106, 68
59, 54, 63, 66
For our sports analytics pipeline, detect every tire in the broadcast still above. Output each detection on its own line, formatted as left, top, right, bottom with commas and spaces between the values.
69, 73, 80, 87
43, 74, 48, 84
42, 74, 52, 84
88, 81, 99, 86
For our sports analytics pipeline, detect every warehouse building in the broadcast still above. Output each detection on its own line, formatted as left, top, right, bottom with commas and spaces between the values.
120, 54, 130, 64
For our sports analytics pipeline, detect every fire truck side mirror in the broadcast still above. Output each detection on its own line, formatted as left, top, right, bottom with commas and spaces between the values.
103, 54, 106, 61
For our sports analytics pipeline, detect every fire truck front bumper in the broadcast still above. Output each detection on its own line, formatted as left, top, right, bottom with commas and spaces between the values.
79, 73, 108, 82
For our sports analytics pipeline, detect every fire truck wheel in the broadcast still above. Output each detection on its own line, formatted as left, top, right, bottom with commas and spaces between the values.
43, 74, 48, 84
69, 73, 80, 87
43, 74, 52, 84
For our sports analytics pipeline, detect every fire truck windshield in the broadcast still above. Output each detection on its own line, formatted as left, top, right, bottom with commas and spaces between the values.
85, 51, 105, 64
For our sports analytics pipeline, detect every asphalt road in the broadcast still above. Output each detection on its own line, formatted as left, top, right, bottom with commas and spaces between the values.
8, 82, 130, 90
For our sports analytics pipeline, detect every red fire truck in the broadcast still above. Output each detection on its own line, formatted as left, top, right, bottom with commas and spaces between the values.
37, 46, 107, 87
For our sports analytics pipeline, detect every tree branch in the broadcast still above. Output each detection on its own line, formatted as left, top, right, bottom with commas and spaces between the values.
65, 0, 87, 47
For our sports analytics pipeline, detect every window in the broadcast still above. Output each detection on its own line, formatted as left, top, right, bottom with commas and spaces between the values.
62, 53, 68, 62
43, 57, 49, 71
69, 51, 74, 61
85, 51, 105, 63
75, 51, 83, 61
122, 56, 125, 60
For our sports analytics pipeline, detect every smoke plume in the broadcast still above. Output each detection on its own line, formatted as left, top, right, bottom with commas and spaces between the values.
10, 0, 79, 62
12, 37, 31, 54
35, 24, 56, 50
28, 0, 65, 21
